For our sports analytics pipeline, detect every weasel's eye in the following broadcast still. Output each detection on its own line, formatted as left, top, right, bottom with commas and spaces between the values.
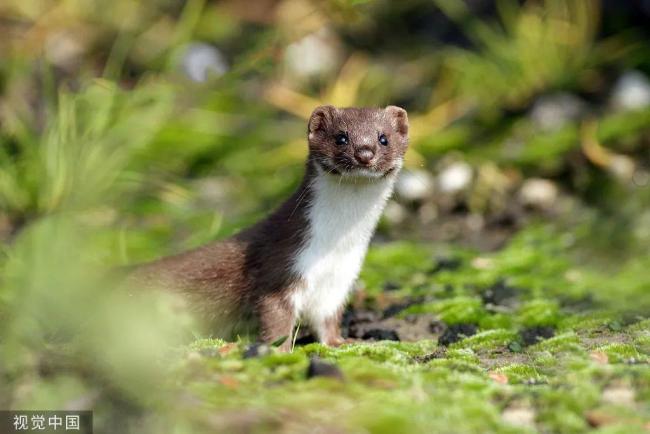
378, 134, 389, 146
335, 133, 349, 146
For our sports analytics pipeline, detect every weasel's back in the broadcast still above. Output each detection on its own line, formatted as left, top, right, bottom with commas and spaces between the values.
125, 238, 252, 331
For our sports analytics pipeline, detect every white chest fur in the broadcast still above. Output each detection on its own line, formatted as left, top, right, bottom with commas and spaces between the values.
291, 170, 396, 328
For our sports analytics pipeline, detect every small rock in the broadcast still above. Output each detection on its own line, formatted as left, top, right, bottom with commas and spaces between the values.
306, 357, 343, 380
45, 30, 85, 70
502, 405, 536, 428
607, 154, 636, 182
381, 297, 423, 316
610, 70, 650, 111
481, 280, 519, 306
382, 281, 401, 292
417, 202, 438, 224
284, 29, 340, 78
428, 320, 445, 334
362, 329, 400, 341
520, 326, 555, 346
602, 385, 635, 406
438, 162, 473, 194
243, 343, 270, 359
383, 200, 408, 225
429, 257, 462, 274
471, 257, 494, 270
415, 347, 447, 363
395, 169, 435, 202
341, 309, 379, 338
530, 92, 585, 130
518, 178, 558, 209
586, 409, 618, 428
438, 323, 478, 346
382, 302, 410, 318
181, 42, 228, 82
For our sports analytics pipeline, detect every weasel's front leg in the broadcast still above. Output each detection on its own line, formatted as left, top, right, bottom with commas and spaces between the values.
314, 310, 346, 347
258, 295, 295, 351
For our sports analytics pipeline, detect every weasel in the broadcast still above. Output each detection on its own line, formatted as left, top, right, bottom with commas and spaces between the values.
130, 105, 409, 349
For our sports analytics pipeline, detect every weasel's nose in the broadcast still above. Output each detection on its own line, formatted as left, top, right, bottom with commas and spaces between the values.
354, 148, 375, 165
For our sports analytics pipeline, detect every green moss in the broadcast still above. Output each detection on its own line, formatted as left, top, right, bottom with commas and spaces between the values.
479, 313, 515, 330
518, 299, 561, 327
452, 329, 517, 350
528, 332, 582, 353
405, 296, 485, 324
598, 343, 645, 364
496, 364, 546, 384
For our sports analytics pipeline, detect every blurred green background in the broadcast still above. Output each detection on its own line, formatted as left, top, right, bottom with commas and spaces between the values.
1, 0, 649, 433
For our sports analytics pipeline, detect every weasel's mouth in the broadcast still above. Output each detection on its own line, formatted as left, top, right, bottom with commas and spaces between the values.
316, 158, 397, 179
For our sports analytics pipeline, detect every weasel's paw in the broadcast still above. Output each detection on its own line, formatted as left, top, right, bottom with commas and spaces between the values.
324, 336, 357, 347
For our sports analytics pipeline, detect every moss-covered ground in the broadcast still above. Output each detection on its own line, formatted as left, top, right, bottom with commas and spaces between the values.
170, 225, 650, 434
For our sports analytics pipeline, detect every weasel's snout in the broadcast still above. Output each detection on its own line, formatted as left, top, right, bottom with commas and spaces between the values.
354, 147, 375, 165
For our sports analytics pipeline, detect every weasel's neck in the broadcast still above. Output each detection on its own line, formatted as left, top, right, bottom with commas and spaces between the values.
305, 165, 397, 248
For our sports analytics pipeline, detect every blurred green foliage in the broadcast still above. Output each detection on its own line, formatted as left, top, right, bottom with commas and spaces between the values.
0, 0, 649, 432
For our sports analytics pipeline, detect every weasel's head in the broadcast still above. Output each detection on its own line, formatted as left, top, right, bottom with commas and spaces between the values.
307, 105, 409, 179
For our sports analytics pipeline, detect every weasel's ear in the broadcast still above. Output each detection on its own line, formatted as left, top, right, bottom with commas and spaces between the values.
308, 105, 336, 136
385, 105, 408, 136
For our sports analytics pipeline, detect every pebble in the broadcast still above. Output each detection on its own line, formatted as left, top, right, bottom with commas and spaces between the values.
181, 42, 228, 82
520, 326, 555, 346
602, 385, 635, 406
518, 178, 558, 209
383, 200, 408, 225
382, 281, 401, 292
481, 280, 519, 307
284, 29, 340, 78
429, 256, 462, 274
306, 357, 344, 380
502, 405, 536, 429
610, 70, 650, 111
395, 169, 435, 201
362, 328, 400, 341
607, 154, 636, 182
438, 323, 477, 346
45, 30, 84, 70
437, 162, 473, 194
530, 92, 585, 130
243, 343, 270, 359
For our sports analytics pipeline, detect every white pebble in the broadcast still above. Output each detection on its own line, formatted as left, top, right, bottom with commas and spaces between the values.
181, 42, 228, 82
395, 170, 435, 201
530, 93, 585, 131
519, 178, 558, 208
437, 162, 472, 194
284, 29, 339, 78
502, 406, 536, 428
611, 70, 650, 111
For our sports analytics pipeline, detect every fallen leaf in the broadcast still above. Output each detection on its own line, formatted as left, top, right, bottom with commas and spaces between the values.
218, 375, 240, 389
586, 410, 617, 427
590, 351, 609, 364
218, 343, 238, 355
489, 372, 509, 384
